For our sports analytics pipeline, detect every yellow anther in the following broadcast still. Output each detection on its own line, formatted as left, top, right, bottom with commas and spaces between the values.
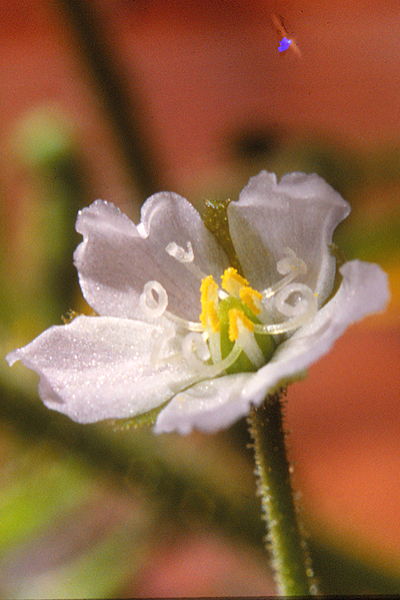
228, 308, 254, 342
200, 275, 218, 304
200, 301, 220, 332
240, 286, 262, 315
221, 267, 249, 296
200, 275, 220, 332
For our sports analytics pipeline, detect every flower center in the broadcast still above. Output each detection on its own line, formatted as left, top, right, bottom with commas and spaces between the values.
139, 244, 318, 380
199, 268, 274, 373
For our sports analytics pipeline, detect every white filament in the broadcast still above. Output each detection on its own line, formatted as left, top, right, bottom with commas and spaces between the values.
236, 326, 265, 368
207, 331, 222, 363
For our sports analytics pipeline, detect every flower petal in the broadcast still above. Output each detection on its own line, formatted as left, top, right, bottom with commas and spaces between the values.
154, 260, 389, 434
6, 316, 195, 423
74, 195, 227, 320
242, 260, 390, 407
154, 373, 253, 435
227, 171, 351, 305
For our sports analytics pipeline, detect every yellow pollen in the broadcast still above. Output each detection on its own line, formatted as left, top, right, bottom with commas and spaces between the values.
221, 267, 249, 296
240, 286, 262, 315
200, 275, 218, 304
200, 275, 220, 332
200, 301, 220, 332
228, 308, 254, 342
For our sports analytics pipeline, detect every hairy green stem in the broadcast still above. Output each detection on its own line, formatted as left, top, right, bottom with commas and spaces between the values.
247, 391, 318, 596
57, 0, 163, 199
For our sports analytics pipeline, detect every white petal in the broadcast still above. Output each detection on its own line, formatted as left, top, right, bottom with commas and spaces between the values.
154, 373, 253, 435
227, 171, 351, 305
154, 260, 389, 434
74, 200, 144, 319
242, 260, 390, 407
6, 316, 195, 423
74, 196, 227, 321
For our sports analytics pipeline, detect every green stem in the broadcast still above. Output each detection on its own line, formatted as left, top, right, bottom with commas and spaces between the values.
57, 0, 163, 199
247, 391, 318, 596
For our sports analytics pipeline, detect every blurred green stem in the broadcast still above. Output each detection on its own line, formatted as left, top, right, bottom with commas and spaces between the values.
57, 0, 162, 199
247, 392, 318, 596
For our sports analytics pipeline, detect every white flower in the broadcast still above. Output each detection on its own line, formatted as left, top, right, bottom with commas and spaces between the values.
6, 171, 389, 434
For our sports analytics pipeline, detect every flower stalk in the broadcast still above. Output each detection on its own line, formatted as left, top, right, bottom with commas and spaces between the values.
247, 391, 318, 596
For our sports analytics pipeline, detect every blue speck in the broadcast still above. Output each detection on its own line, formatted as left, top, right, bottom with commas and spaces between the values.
278, 37, 292, 52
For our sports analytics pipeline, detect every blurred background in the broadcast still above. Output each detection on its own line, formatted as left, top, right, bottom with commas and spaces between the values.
1, 0, 399, 597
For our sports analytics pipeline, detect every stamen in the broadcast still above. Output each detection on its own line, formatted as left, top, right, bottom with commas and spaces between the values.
200, 275, 220, 332
228, 308, 254, 342
207, 330, 222, 363
228, 308, 264, 369
240, 286, 262, 315
165, 241, 194, 263
139, 281, 168, 318
237, 330, 265, 369
241, 339, 264, 367
201, 302, 220, 332
200, 275, 219, 304
221, 267, 249, 297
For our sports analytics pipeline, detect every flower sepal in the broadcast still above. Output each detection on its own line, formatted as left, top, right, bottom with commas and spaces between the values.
109, 402, 168, 431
